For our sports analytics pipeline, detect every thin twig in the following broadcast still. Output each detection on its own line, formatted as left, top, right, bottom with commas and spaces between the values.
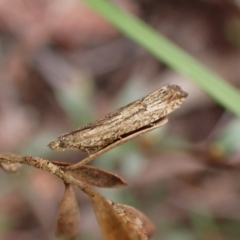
0, 153, 97, 198
0, 118, 168, 193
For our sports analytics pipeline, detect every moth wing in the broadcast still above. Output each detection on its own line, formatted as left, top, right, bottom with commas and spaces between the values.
75, 100, 146, 131
61, 100, 146, 142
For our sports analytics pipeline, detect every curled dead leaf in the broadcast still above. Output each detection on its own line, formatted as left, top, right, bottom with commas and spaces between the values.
90, 190, 148, 240
66, 165, 127, 188
56, 183, 80, 239
113, 204, 155, 237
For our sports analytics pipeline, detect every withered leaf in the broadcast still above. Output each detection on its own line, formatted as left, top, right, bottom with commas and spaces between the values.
56, 183, 80, 239
66, 165, 127, 188
90, 191, 148, 240
113, 204, 155, 237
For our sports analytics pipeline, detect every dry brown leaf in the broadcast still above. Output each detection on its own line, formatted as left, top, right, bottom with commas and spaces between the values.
0, 162, 21, 173
90, 191, 148, 240
56, 183, 80, 239
66, 165, 127, 188
113, 204, 155, 237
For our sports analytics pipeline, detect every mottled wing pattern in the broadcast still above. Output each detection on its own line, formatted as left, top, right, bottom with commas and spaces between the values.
61, 100, 147, 150
48, 85, 187, 151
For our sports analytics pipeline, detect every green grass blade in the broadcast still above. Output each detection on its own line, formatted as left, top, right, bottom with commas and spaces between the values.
83, 0, 240, 117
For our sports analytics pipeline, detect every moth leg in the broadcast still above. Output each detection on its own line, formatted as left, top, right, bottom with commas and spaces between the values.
82, 146, 106, 156
81, 147, 91, 156
86, 149, 91, 156
117, 135, 122, 140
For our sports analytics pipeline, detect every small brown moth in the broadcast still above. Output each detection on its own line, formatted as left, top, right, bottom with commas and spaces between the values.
48, 85, 187, 152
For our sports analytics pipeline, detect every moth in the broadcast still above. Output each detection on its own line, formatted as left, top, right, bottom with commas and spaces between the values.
48, 85, 187, 152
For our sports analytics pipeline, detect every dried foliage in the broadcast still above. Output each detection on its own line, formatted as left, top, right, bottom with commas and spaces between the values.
0, 117, 170, 240
91, 193, 148, 240
66, 165, 127, 188
2, 1, 240, 240
56, 183, 80, 239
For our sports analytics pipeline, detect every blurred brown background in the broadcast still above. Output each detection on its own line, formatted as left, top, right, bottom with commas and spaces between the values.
1, 0, 240, 239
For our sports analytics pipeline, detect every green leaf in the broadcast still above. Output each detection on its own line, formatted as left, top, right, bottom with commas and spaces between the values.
83, 0, 240, 117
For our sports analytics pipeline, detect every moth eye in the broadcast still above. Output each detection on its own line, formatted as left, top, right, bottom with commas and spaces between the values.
59, 140, 68, 149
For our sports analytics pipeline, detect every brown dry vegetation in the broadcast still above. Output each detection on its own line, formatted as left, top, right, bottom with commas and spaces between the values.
1, 0, 240, 239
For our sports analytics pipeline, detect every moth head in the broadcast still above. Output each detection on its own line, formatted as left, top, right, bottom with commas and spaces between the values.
164, 85, 188, 113
48, 138, 69, 151
169, 85, 188, 99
